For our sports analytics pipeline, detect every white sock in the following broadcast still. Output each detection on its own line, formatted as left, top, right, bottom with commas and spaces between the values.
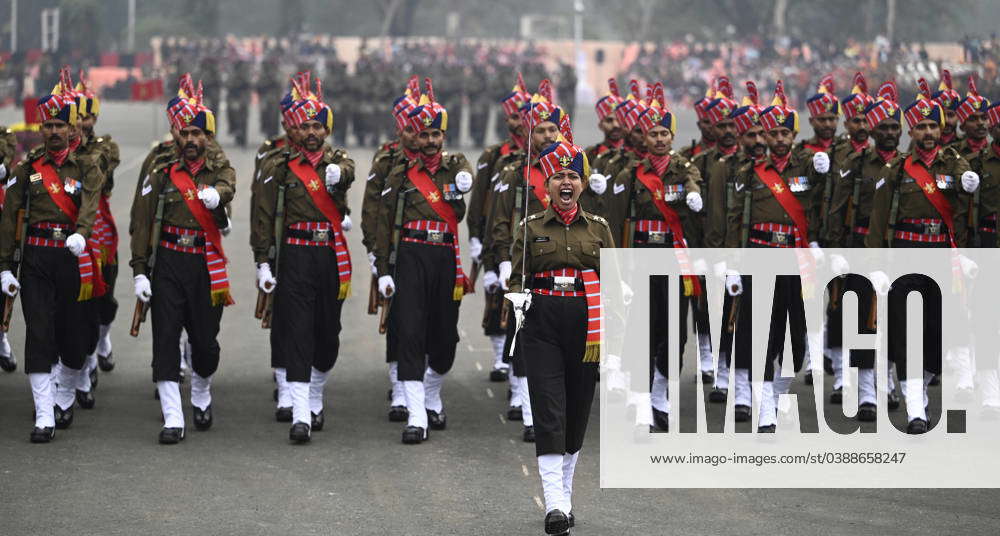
0, 331, 9, 357
77, 351, 98, 393
29, 373, 55, 428
51, 361, 63, 386
538, 454, 566, 514
758, 381, 776, 427
489, 334, 508, 371
715, 354, 730, 389
830, 347, 844, 389
509, 372, 522, 408
734, 369, 751, 406
96, 323, 112, 356
423, 367, 445, 413
979, 370, 1000, 408
157, 381, 184, 428
633, 392, 653, 426
309, 367, 329, 414
403, 380, 427, 428
887, 363, 897, 392
902, 378, 928, 422
190, 372, 212, 411
179, 330, 191, 370
290, 381, 310, 426
773, 375, 793, 414
520, 376, 534, 426
650, 369, 669, 413
275, 368, 291, 408
562, 452, 580, 514
55, 362, 78, 410
858, 368, 876, 405
389, 362, 406, 407
698, 334, 713, 372
954, 346, 975, 390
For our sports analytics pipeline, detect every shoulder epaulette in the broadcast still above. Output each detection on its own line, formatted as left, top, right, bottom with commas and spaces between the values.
583, 212, 607, 225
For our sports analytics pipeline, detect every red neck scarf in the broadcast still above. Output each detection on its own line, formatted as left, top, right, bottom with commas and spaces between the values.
648, 153, 672, 176
703, 139, 717, 149
607, 138, 624, 150
402, 147, 419, 161
185, 158, 205, 177
553, 203, 579, 225
68, 137, 82, 154
850, 138, 870, 153
940, 131, 956, 145
718, 143, 739, 156
48, 147, 70, 167
301, 150, 324, 168
876, 148, 898, 163
770, 152, 791, 173
915, 146, 940, 168
967, 136, 989, 153
812, 137, 835, 150
510, 133, 527, 151
420, 151, 442, 175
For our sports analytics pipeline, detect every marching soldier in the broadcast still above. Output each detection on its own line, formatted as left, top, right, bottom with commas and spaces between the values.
798, 75, 848, 160
726, 81, 830, 432
681, 82, 719, 159
589, 81, 649, 192
0, 85, 106, 443
605, 83, 703, 432
509, 140, 612, 536
468, 74, 529, 384
492, 81, 569, 441
584, 79, 624, 164
954, 75, 991, 158
364, 77, 421, 423
252, 75, 355, 443
374, 79, 474, 444
931, 70, 964, 148
866, 86, 980, 433
226, 60, 252, 148
0, 124, 16, 373
130, 76, 236, 444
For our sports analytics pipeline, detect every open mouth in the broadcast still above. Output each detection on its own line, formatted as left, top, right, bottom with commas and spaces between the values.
559, 187, 573, 202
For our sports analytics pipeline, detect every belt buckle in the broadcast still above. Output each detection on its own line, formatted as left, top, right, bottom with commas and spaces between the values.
50, 227, 66, 241
552, 276, 576, 292
926, 222, 941, 234
426, 230, 444, 243
177, 234, 196, 247
773, 230, 788, 244
312, 228, 330, 242
647, 231, 667, 244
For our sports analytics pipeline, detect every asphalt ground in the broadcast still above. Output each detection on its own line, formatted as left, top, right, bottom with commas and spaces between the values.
0, 103, 995, 535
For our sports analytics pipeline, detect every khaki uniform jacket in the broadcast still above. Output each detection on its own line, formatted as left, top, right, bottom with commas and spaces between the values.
702, 149, 753, 248
962, 145, 1000, 246
374, 152, 472, 277
361, 142, 408, 253
0, 147, 105, 271
251, 147, 355, 264
468, 139, 522, 241
129, 156, 236, 276
825, 147, 907, 247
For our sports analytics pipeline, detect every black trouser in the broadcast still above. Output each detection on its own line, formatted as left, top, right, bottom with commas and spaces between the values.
826, 273, 877, 368
503, 316, 528, 377
150, 247, 223, 382
648, 276, 689, 383
763, 275, 809, 381
96, 255, 119, 326
482, 287, 505, 336
887, 239, 946, 375
20, 244, 98, 373
718, 277, 754, 372
521, 293, 598, 456
271, 244, 346, 382
388, 241, 461, 381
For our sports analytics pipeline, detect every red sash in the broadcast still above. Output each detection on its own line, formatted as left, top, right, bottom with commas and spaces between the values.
406, 164, 471, 300
287, 158, 352, 299
88, 194, 118, 265
753, 163, 810, 245
527, 165, 551, 209
499, 141, 512, 156
634, 164, 702, 295
168, 163, 234, 306
32, 159, 106, 301
902, 156, 957, 247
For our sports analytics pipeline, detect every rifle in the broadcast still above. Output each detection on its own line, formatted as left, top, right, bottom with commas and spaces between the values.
366, 274, 379, 315
260, 183, 286, 329
130, 189, 165, 337
0, 190, 29, 332
381, 187, 413, 334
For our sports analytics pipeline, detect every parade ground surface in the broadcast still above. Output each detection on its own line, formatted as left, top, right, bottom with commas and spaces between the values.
0, 103, 998, 535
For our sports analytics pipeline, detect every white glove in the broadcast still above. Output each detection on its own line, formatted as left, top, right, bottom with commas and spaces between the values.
686, 192, 703, 212
869, 271, 891, 296
589, 173, 607, 195
713, 261, 728, 280
341, 214, 352, 232
0, 163, 6, 181
483, 271, 500, 292
0, 270, 19, 297
367, 252, 377, 276
693, 258, 708, 274
257, 263, 276, 293
66, 233, 86, 257
134, 274, 152, 303
830, 254, 850, 276
198, 187, 220, 210
725, 271, 743, 296
499, 260, 512, 290
455, 171, 473, 193
813, 151, 830, 174
961, 170, 980, 193
809, 241, 825, 266
378, 275, 395, 298
325, 163, 341, 188
959, 254, 979, 279
621, 281, 634, 305
469, 237, 483, 262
